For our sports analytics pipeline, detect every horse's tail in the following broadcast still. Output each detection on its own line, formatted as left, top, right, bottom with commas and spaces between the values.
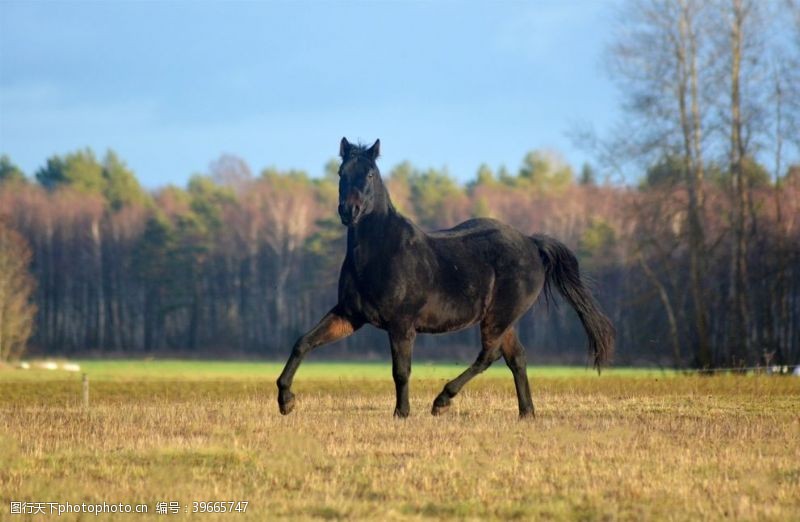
531, 234, 615, 372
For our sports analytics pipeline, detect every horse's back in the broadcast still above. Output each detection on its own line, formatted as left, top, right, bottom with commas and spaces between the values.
428, 217, 512, 239
427, 218, 539, 266
415, 217, 546, 332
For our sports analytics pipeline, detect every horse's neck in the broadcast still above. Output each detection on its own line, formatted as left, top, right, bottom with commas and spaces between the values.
347, 208, 404, 264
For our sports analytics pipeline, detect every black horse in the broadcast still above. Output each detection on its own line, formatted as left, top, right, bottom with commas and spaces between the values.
277, 138, 614, 418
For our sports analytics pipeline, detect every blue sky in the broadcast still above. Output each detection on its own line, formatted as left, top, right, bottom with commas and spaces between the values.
0, 1, 618, 188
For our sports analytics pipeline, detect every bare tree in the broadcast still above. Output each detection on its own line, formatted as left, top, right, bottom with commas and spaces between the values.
210, 154, 253, 193
608, 0, 713, 366
256, 171, 320, 350
0, 221, 37, 361
721, 0, 754, 365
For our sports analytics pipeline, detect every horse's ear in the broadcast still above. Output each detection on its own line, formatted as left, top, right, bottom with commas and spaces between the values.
367, 139, 380, 160
339, 137, 352, 158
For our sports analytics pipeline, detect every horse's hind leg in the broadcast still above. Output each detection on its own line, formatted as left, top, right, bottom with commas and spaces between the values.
431, 326, 505, 416
500, 330, 535, 418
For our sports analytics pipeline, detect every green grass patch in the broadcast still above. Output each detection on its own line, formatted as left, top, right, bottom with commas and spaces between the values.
0, 358, 667, 382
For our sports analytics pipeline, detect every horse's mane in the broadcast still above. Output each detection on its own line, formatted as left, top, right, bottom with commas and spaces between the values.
347, 143, 380, 160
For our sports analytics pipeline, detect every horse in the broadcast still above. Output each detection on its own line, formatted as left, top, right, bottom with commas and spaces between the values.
277, 138, 615, 418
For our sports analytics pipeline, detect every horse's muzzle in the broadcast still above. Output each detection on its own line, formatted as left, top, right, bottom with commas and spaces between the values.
338, 202, 362, 226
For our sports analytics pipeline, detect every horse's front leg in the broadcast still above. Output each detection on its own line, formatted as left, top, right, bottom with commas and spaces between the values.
389, 328, 416, 418
276, 307, 360, 415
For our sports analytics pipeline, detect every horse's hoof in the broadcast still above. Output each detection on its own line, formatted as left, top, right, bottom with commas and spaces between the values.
431, 395, 451, 416
393, 408, 409, 419
278, 393, 296, 415
431, 403, 450, 416
519, 409, 535, 420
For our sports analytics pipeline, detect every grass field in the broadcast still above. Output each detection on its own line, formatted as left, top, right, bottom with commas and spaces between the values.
1, 360, 798, 521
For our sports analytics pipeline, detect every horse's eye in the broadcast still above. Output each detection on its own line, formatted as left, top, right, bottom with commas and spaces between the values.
367, 173, 373, 179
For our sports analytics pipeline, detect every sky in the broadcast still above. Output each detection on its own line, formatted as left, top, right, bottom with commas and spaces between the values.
0, 1, 619, 188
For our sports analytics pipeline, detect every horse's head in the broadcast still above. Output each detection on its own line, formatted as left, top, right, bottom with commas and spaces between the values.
337, 137, 383, 226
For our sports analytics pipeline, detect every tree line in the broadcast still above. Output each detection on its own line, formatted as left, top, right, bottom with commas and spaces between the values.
1, 0, 798, 368
594, 0, 800, 367
1, 144, 798, 367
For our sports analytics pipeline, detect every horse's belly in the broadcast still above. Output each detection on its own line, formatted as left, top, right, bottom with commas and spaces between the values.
414, 292, 484, 334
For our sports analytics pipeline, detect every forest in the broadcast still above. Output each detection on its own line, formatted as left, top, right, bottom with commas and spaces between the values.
1, 146, 798, 368
1, 0, 799, 369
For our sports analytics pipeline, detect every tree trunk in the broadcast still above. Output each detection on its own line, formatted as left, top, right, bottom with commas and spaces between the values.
91, 219, 105, 351
727, 0, 752, 366
677, 0, 712, 368
637, 252, 682, 367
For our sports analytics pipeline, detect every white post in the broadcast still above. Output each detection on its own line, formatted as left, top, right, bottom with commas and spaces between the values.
82, 373, 89, 409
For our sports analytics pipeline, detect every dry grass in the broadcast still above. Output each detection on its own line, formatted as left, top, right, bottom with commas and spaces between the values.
1, 367, 799, 521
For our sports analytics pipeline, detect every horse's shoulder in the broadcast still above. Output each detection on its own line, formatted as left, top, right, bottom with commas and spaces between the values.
395, 215, 428, 244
